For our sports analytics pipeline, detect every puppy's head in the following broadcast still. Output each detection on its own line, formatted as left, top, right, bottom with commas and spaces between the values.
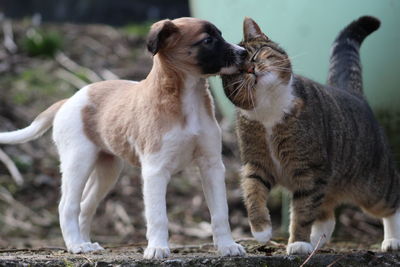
147, 17, 247, 76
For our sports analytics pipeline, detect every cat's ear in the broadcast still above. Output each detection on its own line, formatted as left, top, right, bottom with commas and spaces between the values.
243, 17, 268, 41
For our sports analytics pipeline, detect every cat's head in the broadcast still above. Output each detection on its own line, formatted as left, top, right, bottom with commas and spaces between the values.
221, 17, 292, 110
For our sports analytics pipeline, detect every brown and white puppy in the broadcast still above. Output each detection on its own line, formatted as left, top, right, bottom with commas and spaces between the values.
0, 17, 247, 259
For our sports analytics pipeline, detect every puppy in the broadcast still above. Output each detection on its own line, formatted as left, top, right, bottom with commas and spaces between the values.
0, 17, 247, 259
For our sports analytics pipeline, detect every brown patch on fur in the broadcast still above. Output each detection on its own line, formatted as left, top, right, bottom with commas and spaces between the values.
82, 76, 184, 166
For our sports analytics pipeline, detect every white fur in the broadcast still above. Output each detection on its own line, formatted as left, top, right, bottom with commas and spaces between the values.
140, 76, 244, 258
43, 78, 244, 258
310, 218, 335, 249
382, 209, 400, 251
220, 65, 241, 75
0, 118, 52, 144
52, 86, 103, 253
287, 241, 313, 255
252, 226, 272, 243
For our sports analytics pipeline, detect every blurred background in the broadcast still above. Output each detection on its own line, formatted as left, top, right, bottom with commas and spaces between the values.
0, 0, 399, 251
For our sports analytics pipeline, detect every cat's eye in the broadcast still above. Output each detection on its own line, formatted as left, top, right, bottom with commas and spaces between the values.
250, 48, 263, 62
250, 53, 258, 62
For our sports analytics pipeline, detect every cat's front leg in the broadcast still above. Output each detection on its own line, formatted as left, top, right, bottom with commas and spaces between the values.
241, 162, 275, 243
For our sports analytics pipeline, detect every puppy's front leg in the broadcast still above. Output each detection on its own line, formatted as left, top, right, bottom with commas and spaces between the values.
196, 127, 246, 256
141, 165, 171, 259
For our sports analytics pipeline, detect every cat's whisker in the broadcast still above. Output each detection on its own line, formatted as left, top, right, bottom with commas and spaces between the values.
248, 86, 258, 115
227, 79, 245, 87
287, 52, 308, 61
268, 66, 292, 72
269, 68, 292, 73
228, 86, 242, 99
227, 80, 245, 99
270, 58, 291, 64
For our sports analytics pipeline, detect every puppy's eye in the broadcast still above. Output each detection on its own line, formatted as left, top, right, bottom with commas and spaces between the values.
202, 37, 213, 45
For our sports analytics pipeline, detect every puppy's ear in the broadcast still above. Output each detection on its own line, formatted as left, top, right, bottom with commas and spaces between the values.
147, 19, 179, 55
243, 17, 268, 41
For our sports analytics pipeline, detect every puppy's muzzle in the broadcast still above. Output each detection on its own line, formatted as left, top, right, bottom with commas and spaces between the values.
219, 45, 248, 75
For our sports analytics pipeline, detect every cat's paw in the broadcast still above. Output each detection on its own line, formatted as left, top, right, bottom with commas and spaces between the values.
382, 238, 400, 252
286, 241, 313, 255
68, 242, 104, 254
143, 246, 170, 259
252, 227, 272, 243
217, 242, 246, 256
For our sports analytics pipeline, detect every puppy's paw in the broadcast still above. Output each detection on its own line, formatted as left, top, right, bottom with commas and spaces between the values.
382, 238, 400, 252
91, 242, 105, 251
252, 226, 272, 243
68, 242, 104, 254
286, 241, 313, 255
218, 242, 246, 257
143, 247, 170, 259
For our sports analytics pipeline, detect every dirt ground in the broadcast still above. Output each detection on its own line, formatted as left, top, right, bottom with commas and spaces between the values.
1, 240, 400, 266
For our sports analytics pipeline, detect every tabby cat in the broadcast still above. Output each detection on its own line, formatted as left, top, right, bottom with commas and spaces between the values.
221, 16, 400, 255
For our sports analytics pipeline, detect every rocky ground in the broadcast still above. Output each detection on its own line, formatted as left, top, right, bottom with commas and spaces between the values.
0, 18, 397, 266
1, 240, 400, 266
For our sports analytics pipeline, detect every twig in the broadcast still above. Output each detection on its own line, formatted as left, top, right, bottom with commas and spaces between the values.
2, 20, 18, 53
327, 254, 346, 267
0, 186, 55, 226
55, 68, 88, 89
299, 234, 325, 267
79, 255, 94, 265
55, 52, 102, 83
99, 69, 120, 80
0, 247, 66, 253
0, 147, 23, 185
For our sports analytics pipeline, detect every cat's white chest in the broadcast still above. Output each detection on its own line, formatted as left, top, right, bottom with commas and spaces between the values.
240, 74, 296, 180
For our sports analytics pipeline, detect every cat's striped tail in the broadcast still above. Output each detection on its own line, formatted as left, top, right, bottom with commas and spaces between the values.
327, 16, 380, 94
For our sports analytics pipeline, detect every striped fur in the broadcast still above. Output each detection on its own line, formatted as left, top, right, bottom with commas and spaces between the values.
328, 16, 380, 93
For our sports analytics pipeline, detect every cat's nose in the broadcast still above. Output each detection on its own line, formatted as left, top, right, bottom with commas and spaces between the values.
246, 64, 255, 74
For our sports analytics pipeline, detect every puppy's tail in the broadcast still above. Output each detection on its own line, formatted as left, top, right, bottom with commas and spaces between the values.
0, 99, 67, 144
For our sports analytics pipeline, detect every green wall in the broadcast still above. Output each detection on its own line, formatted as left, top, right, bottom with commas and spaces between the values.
190, 0, 400, 120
